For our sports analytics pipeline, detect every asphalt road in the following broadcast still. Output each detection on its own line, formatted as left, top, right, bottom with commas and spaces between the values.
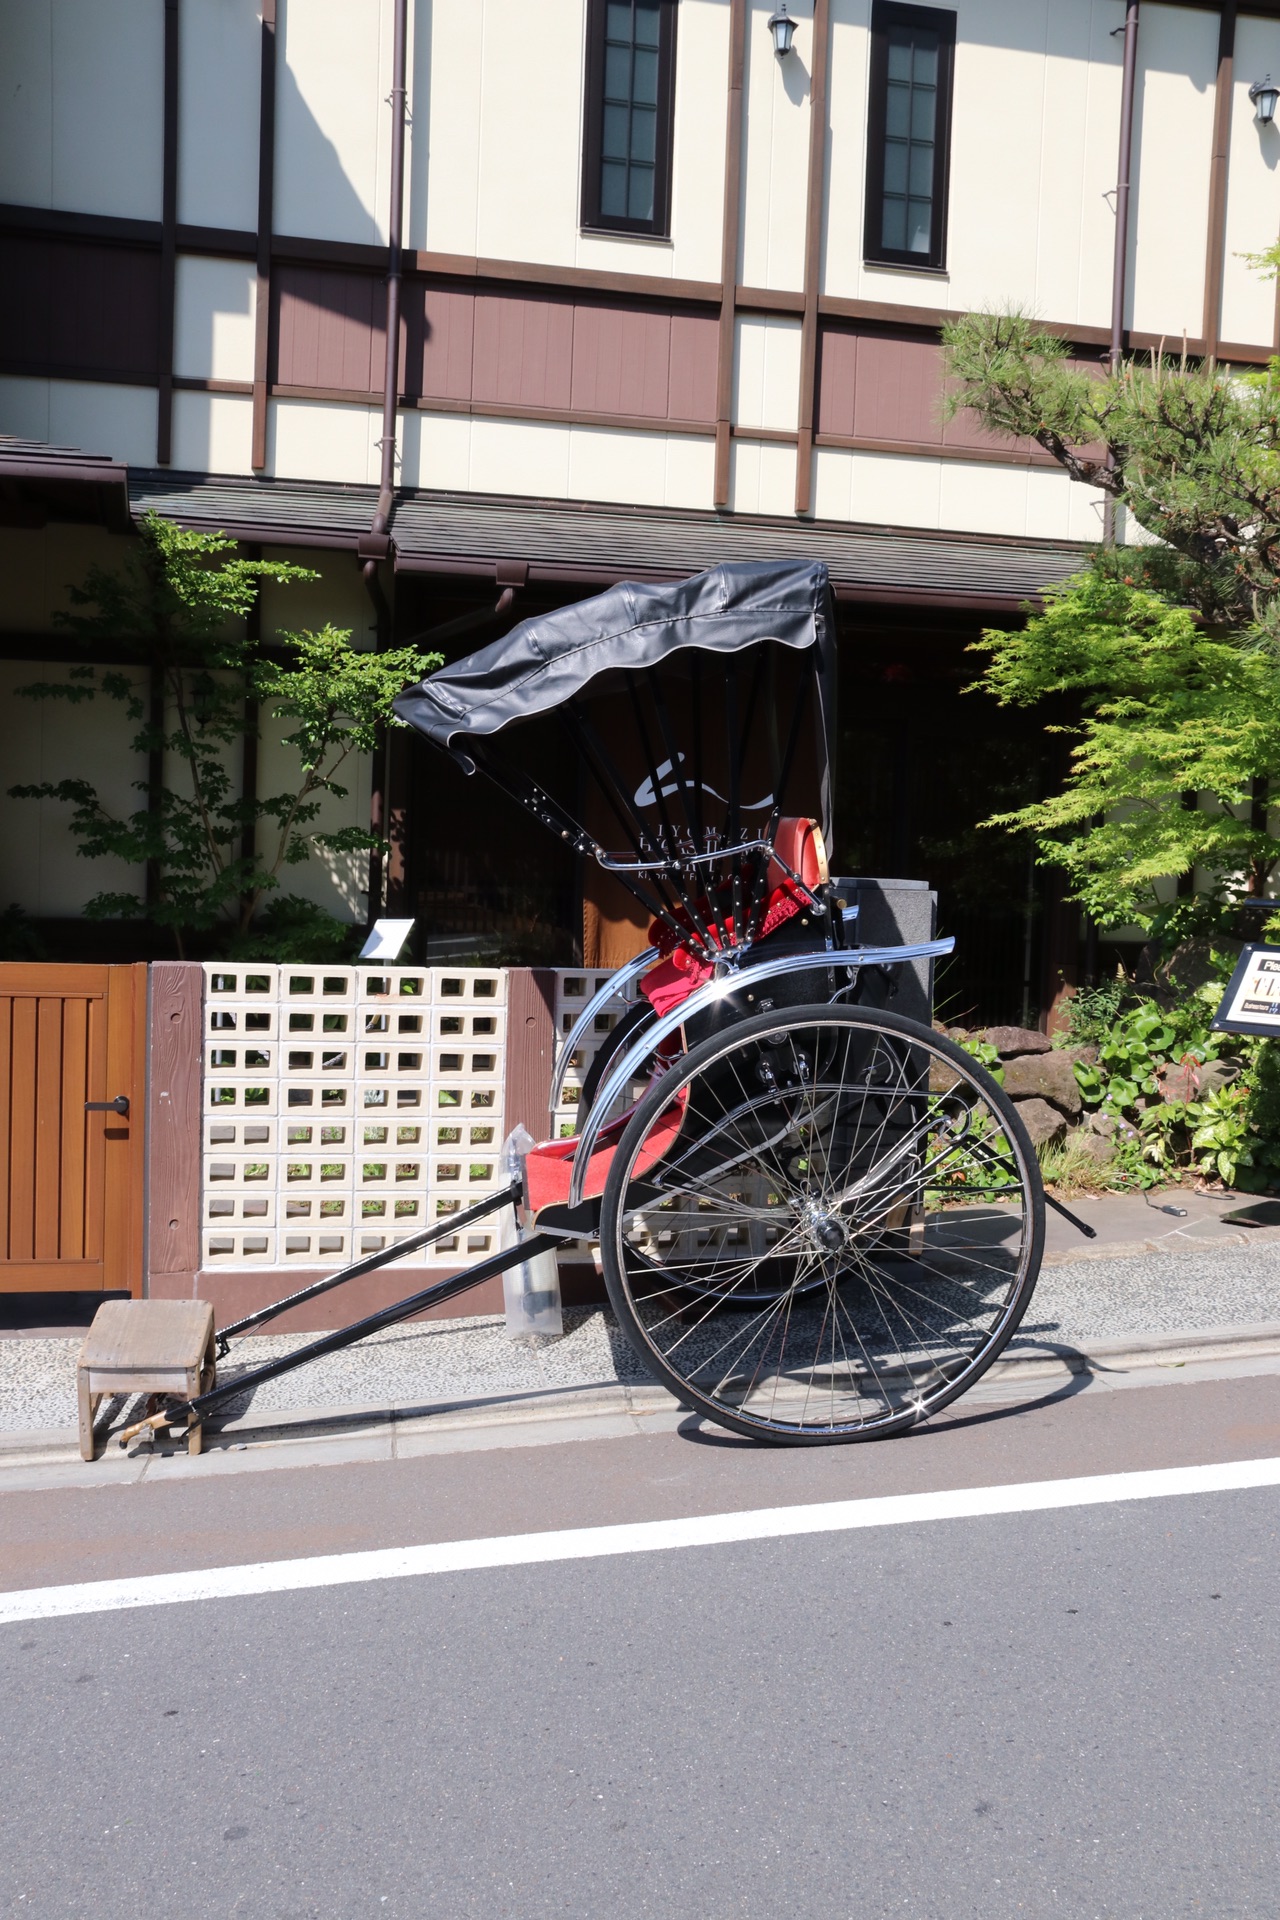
3, 1372, 1279, 1919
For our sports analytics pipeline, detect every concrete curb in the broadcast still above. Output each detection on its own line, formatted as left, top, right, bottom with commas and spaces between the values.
5, 1320, 1280, 1480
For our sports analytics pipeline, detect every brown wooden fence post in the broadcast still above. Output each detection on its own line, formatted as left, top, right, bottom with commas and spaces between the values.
146, 961, 205, 1300
503, 968, 558, 1141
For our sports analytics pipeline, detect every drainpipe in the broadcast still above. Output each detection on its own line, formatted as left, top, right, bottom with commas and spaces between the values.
360, 0, 409, 925
1104, 0, 1140, 547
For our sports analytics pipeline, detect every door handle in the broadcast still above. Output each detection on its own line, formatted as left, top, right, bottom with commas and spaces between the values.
85, 1095, 130, 1116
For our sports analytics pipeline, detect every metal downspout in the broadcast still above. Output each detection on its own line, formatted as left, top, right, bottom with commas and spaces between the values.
1104, 0, 1140, 547
361, 0, 409, 924
363, 0, 408, 587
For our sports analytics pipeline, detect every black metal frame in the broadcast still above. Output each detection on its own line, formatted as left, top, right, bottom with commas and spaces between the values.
863, 0, 956, 273
469, 645, 821, 965
118, 1179, 555, 1444
580, 0, 678, 238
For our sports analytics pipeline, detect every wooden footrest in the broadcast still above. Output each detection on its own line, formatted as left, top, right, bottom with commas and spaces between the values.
77, 1300, 216, 1461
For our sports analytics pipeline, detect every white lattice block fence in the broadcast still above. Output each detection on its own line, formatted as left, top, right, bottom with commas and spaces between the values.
201, 963, 509, 1271
550, 967, 643, 1139
199, 961, 658, 1278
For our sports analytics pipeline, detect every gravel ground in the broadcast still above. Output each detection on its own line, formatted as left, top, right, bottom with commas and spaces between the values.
5, 1243, 1280, 1435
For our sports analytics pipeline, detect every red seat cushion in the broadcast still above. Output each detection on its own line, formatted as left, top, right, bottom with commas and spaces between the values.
526, 1100, 685, 1219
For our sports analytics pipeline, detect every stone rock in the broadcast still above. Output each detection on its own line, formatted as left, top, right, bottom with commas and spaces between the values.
1013, 1097, 1067, 1150
1156, 1055, 1241, 1104
1086, 1110, 1117, 1137
983, 1025, 1050, 1058
1073, 1128, 1116, 1167
1061, 1042, 1099, 1068
1138, 935, 1243, 1009
1002, 1050, 1084, 1118
1164, 936, 1240, 997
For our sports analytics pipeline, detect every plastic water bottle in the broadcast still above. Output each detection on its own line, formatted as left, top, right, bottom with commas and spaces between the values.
499, 1126, 564, 1342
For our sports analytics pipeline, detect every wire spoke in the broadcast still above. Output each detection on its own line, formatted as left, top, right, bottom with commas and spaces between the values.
604, 1009, 1042, 1439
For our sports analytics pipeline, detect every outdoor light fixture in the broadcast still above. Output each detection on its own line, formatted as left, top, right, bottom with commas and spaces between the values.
767, 4, 796, 56
1250, 75, 1280, 124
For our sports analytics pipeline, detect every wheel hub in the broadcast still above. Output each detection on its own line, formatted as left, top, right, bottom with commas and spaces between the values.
799, 1203, 849, 1253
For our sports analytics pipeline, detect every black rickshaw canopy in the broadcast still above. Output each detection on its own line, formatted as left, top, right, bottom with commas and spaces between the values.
393, 560, 838, 961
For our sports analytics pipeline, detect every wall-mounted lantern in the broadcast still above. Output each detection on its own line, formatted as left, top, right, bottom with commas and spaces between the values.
1250, 75, 1279, 124
767, 5, 796, 57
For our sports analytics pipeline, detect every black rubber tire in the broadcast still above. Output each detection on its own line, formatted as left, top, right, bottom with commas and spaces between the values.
598, 1002, 1045, 1446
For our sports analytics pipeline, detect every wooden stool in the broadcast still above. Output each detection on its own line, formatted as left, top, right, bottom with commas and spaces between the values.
77, 1300, 216, 1461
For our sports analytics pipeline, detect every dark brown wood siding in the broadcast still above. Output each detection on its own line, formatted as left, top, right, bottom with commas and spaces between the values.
816, 324, 1044, 455
0, 236, 160, 379
471, 291, 576, 410
271, 267, 718, 423
273, 263, 386, 394
409, 286, 475, 402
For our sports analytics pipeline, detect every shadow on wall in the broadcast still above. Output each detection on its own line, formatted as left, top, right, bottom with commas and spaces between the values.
406, 0, 433, 251
1253, 118, 1280, 177
276, 35, 386, 247
176, 42, 392, 473
778, 47, 811, 111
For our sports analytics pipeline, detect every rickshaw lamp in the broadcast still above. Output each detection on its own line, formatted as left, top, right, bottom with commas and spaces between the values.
767, 4, 796, 56
1251, 75, 1279, 124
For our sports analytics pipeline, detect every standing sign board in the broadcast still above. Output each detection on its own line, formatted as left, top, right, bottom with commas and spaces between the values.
1212, 945, 1280, 1037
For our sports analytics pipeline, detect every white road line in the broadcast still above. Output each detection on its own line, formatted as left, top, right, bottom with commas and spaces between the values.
4, 1455, 1279, 1626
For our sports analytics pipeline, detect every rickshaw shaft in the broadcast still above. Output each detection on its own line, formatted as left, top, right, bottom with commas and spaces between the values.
215, 1180, 523, 1351
158, 1228, 563, 1434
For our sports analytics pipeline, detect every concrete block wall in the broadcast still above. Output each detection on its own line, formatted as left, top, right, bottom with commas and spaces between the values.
199, 961, 509, 1274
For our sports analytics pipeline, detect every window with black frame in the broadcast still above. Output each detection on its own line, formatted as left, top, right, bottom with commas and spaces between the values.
581, 0, 678, 237
864, 2, 955, 271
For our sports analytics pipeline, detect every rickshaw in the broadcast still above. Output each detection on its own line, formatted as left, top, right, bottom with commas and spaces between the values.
124, 559, 1056, 1451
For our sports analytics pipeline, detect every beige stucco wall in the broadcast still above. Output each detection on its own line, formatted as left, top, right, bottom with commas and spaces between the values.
174, 258, 257, 384
734, 316, 803, 431
0, 660, 148, 919
740, 0, 813, 294
275, 0, 397, 245
813, 445, 1106, 541
1219, 13, 1280, 349
251, 713, 373, 924
0, 376, 159, 468
267, 398, 383, 485
178, 0, 261, 233
0, 524, 134, 632
0, 0, 164, 220
257, 547, 380, 647
1127, 3, 1218, 341
170, 391, 256, 476
413, 0, 728, 283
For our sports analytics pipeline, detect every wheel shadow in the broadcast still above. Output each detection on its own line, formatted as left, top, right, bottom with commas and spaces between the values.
671, 1337, 1104, 1450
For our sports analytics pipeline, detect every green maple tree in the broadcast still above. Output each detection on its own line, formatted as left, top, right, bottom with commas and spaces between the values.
10, 514, 440, 955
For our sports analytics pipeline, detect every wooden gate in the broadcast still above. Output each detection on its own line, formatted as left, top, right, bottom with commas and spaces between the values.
0, 965, 147, 1294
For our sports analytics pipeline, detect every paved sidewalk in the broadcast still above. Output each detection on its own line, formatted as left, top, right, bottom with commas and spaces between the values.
3, 1188, 1279, 1455
1039, 1185, 1280, 1263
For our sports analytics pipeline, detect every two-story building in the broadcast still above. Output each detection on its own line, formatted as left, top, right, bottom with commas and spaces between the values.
3, 0, 1279, 1020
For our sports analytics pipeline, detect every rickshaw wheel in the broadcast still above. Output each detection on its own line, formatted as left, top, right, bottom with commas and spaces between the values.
599, 1003, 1045, 1445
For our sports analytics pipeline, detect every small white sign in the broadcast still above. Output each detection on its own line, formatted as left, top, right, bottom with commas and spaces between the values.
1213, 944, 1280, 1036
358, 918, 416, 961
